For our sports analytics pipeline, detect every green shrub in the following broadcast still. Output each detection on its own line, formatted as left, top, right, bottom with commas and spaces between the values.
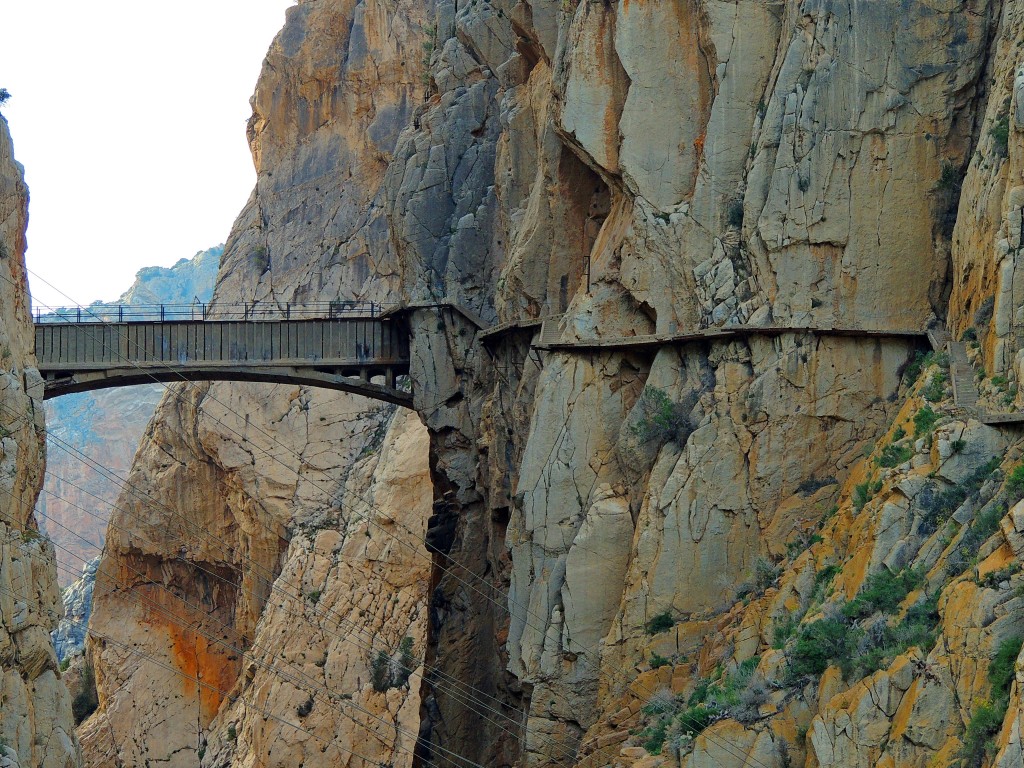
772, 615, 799, 649
306, 589, 321, 604
789, 619, 858, 678
0, 88, 9, 106
938, 160, 961, 190
814, 564, 841, 590
971, 504, 1006, 548
919, 454, 1001, 534
951, 439, 967, 454
978, 563, 1021, 589
226, 724, 237, 743
631, 387, 691, 446
842, 568, 924, 621
913, 406, 940, 438
787, 534, 823, 560
923, 371, 948, 402
918, 483, 967, 533
961, 702, 1005, 768
947, 502, 1008, 577
650, 653, 671, 669
639, 660, 765, 753
646, 611, 675, 635
902, 351, 932, 385
641, 717, 669, 754
754, 557, 782, 591
989, 636, 1023, 702
397, 637, 415, 685
370, 650, 392, 692
853, 481, 872, 511
991, 375, 1009, 389
676, 703, 721, 738
990, 114, 1010, 159
71, 662, 99, 725
852, 593, 940, 677
370, 637, 416, 692
878, 442, 913, 468
21, 528, 44, 544
1006, 463, 1024, 503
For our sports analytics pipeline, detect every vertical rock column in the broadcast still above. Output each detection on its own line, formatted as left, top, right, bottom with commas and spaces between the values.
0, 115, 80, 767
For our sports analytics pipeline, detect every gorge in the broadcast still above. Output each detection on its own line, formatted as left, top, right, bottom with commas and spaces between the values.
4, 1, 1024, 767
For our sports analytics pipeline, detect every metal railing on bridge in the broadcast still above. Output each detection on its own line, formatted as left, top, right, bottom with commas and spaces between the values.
34, 300, 395, 324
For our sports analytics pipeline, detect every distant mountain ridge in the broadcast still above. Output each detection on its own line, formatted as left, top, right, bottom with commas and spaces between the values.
117, 245, 221, 305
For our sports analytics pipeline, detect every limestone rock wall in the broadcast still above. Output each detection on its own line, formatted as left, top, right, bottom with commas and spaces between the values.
381, 1, 1006, 764
950, 1, 1024, 387
0, 115, 79, 767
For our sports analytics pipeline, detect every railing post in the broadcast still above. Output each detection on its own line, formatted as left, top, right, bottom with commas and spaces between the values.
119, 306, 123, 323
286, 303, 291, 320
160, 305, 165, 322
203, 303, 207, 321
76, 307, 81, 323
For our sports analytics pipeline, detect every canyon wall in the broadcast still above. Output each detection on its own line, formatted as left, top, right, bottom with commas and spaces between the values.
81, 1, 1024, 768
387, 1, 1005, 764
0, 115, 79, 767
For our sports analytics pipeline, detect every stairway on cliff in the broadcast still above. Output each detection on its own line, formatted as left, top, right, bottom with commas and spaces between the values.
948, 341, 979, 410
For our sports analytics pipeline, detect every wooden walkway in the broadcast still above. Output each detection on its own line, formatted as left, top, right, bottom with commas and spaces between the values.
530, 321, 927, 351
35, 310, 412, 406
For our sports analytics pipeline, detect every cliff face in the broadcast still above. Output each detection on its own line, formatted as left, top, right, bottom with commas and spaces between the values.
80, 1, 1024, 768
0, 116, 79, 767
386, 0, 1004, 764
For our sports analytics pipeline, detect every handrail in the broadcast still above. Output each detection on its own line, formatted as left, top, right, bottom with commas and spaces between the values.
33, 301, 396, 324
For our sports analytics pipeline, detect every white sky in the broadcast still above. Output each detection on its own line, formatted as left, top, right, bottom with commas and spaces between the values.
0, 0, 294, 309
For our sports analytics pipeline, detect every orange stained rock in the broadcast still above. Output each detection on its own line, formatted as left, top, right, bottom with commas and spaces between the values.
886, 673, 922, 744
977, 541, 1015, 580
164, 610, 242, 721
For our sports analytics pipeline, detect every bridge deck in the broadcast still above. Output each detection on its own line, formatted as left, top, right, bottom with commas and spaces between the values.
35, 317, 412, 406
